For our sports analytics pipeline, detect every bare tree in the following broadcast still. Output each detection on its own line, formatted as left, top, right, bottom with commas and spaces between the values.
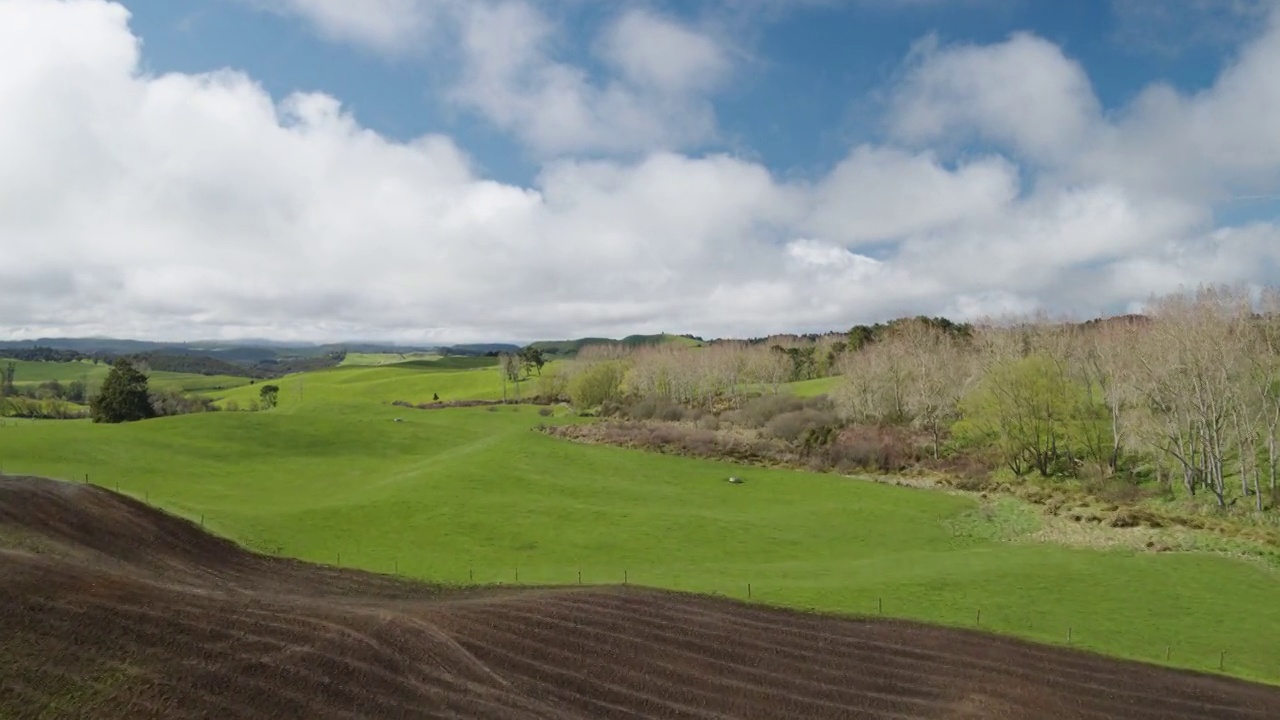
896, 319, 974, 458
1132, 287, 1250, 506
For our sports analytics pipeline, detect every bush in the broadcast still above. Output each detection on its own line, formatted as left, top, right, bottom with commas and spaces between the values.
822, 425, 924, 474
537, 407, 554, 417
724, 394, 833, 430
149, 389, 218, 417
568, 361, 625, 409
658, 403, 687, 422
764, 408, 839, 443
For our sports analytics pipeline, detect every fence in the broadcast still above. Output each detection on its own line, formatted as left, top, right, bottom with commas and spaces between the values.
2, 469, 1272, 683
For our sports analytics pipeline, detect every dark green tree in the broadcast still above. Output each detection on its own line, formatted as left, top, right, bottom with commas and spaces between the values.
259, 384, 280, 409
89, 359, 155, 424
1, 362, 15, 397
518, 346, 546, 376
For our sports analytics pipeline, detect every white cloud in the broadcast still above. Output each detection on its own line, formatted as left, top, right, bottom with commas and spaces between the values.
805, 146, 1019, 244
449, 3, 731, 157
599, 10, 732, 97
248, 0, 453, 52
890, 32, 1102, 163
4, 0, 1280, 344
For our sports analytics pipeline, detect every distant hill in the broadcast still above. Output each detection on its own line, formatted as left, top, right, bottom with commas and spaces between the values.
529, 333, 704, 357
440, 343, 522, 356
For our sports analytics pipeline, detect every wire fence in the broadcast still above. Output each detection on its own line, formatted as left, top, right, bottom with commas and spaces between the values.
5, 470, 1273, 682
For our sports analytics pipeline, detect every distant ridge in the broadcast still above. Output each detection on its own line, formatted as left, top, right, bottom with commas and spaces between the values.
529, 333, 704, 357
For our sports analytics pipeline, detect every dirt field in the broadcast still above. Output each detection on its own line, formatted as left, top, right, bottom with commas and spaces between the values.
2, 475, 1279, 719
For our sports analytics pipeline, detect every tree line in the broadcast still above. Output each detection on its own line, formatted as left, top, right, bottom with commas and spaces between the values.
551, 287, 1280, 513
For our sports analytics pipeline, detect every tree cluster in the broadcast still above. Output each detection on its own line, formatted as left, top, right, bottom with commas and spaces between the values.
834, 287, 1280, 511
550, 288, 1279, 514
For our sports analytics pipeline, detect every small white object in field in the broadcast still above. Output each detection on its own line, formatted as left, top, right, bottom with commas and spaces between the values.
394, 418, 403, 422
728, 476, 743, 484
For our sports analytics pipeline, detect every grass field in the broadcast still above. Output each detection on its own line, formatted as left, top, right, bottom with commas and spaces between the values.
1, 359, 254, 396
340, 352, 443, 366
3, 360, 1279, 685
208, 358, 509, 409
2, 359, 107, 385
785, 376, 842, 397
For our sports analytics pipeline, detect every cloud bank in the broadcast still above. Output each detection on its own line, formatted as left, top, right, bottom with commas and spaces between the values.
2, 0, 1280, 343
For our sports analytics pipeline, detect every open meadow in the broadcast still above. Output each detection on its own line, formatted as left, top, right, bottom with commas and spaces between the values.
2, 358, 1279, 686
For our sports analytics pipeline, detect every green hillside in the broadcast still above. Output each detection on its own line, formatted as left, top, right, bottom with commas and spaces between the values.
1, 364, 1278, 684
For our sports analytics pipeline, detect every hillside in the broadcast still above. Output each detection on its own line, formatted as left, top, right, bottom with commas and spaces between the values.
531, 333, 704, 357
3, 475, 1278, 720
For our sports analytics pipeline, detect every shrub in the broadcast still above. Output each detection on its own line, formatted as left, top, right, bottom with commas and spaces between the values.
823, 425, 924, 474
149, 389, 218, 417
764, 408, 838, 443
724, 394, 833, 430
537, 407, 554, 417
569, 361, 625, 409
657, 403, 686, 422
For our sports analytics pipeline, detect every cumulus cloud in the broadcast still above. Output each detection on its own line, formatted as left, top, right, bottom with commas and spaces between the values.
889, 32, 1102, 163
3, 0, 1280, 344
450, 4, 732, 157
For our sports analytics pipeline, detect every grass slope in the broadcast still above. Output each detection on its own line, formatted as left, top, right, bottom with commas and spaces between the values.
2, 359, 107, 385
340, 352, 442, 366
207, 360, 508, 408
784, 376, 842, 397
2, 359, 253, 394
2, 385, 1278, 684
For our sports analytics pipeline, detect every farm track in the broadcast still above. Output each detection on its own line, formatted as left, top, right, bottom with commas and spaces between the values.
2, 476, 1280, 719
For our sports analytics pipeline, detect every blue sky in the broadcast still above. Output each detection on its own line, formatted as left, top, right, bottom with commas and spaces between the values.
1, 0, 1279, 343
124, 0, 1259, 183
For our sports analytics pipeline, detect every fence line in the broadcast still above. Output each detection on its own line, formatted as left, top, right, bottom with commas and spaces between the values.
11, 470, 1266, 681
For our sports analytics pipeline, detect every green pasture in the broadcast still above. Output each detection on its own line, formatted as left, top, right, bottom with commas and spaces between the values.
207, 359, 508, 409
784, 376, 842, 397
1, 359, 107, 385
2, 366, 1278, 684
340, 352, 443, 366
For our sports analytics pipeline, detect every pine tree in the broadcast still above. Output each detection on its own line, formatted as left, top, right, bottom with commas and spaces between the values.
89, 358, 155, 424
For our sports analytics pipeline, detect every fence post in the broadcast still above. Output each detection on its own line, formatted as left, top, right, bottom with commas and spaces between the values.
976, 610, 981, 627
624, 570, 628, 585
578, 570, 582, 585
469, 567, 474, 583
515, 566, 519, 584
394, 559, 398, 575
1166, 646, 1171, 662
1220, 651, 1225, 671
748, 583, 752, 599
1068, 627, 1072, 644
84, 473, 88, 484
878, 597, 882, 615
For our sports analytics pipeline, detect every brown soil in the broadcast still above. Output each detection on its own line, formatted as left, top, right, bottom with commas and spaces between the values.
2, 475, 1279, 720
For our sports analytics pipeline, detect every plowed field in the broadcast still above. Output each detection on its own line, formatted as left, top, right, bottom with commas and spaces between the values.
3, 475, 1278, 719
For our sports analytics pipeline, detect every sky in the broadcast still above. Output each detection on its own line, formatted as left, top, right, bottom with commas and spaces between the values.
2, 0, 1280, 345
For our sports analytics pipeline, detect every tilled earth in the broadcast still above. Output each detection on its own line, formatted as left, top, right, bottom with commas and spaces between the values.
2, 475, 1279, 719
